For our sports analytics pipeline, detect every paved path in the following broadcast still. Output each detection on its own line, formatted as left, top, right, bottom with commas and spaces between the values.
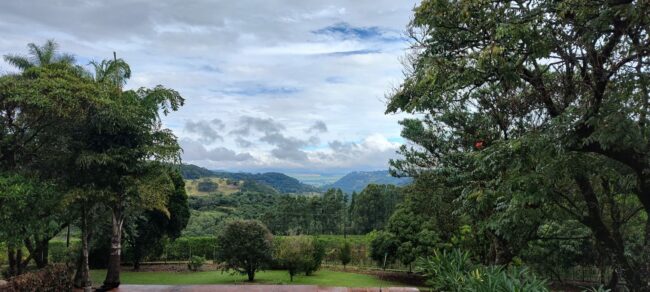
110, 285, 420, 292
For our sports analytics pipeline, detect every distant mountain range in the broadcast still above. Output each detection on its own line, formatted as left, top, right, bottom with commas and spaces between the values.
179, 164, 410, 194
179, 164, 318, 194
322, 170, 411, 194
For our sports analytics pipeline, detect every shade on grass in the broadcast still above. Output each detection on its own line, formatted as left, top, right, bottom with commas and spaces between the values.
90, 269, 404, 287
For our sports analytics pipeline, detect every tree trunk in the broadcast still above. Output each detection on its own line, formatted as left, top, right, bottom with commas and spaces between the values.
575, 175, 647, 291
74, 207, 92, 292
247, 268, 255, 282
102, 205, 124, 290
7, 247, 17, 277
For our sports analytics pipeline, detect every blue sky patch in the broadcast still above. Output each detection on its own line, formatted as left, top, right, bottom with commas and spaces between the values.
313, 22, 405, 42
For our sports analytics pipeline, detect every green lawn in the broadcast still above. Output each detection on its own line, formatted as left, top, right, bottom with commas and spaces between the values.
90, 269, 405, 287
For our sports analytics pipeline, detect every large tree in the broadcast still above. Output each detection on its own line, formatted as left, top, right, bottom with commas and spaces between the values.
388, 0, 650, 289
216, 220, 273, 282
0, 47, 102, 276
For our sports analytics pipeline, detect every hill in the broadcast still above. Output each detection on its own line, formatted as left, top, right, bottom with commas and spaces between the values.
179, 164, 318, 194
323, 170, 411, 194
211, 171, 318, 194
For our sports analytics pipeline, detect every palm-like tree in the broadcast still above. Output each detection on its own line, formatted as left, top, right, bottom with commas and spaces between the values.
89, 56, 131, 88
3, 39, 75, 70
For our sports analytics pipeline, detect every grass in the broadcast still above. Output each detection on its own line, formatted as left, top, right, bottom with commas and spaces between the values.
89, 269, 406, 287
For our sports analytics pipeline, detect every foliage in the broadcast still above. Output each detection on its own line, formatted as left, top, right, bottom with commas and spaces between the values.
211, 170, 317, 193
387, 0, 650, 289
179, 164, 215, 180
274, 236, 316, 281
415, 249, 473, 291
124, 169, 190, 269
416, 249, 548, 291
369, 231, 399, 268
0, 263, 73, 292
197, 180, 218, 193
187, 256, 206, 272
338, 242, 352, 269
215, 220, 274, 281
350, 184, 402, 234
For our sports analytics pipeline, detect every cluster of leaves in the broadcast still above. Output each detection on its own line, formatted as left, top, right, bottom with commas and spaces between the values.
273, 235, 325, 281
0, 40, 189, 289
416, 249, 549, 292
384, 0, 650, 289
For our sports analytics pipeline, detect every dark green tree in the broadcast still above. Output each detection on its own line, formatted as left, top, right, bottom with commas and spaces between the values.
350, 184, 402, 234
387, 0, 650, 289
125, 169, 190, 270
338, 241, 352, 270
216, 220, 273, 281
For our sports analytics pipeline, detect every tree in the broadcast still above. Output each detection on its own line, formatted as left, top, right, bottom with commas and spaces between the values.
84, 56, 184, 290
350, 184, 402, 234
369, 231, 399, 269
0, 49, 102, 277
338, 241, 352, 270
388, 0, 650, 289
274, 236, 315, 281
125, 169, 190, 270
3, 39, 75, 71
216, 220, 273, 282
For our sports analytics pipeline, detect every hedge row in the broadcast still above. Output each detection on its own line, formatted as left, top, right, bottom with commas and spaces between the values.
1, 235, 374, 266
160, 235, 372, 264
0, 263, 72, 292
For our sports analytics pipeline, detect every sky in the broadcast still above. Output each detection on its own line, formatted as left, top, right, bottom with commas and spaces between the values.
0, 0, 419, 173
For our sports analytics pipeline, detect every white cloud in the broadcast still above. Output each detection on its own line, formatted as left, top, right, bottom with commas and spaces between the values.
0, 0, 418, 171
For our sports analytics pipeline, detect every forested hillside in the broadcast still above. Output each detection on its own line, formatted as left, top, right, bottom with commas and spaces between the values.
324, 170, 411, 193
179, 164, 318, 194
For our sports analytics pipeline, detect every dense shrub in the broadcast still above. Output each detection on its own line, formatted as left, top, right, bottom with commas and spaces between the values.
187, 256, 206, 271
0, 264, 72, 292
274, 236, 315, 281
369, 231, 399, 267
164, 237, 217, 260
48, 240, 80, 264
197, 180, 218, 192
338, 242, 352, 269
416, 249, 549, 292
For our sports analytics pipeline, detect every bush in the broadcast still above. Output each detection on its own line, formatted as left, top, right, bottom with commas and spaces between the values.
0, 264, 72, 291
187, 256, 206, 271
304, 239, 325, 275
416, 249, 549, 292
416, 249, 473, 291
197, 180, 218, 192
48, 240, 80, 264
369, 231, 399, 268
164, 237, 217, 260
338, 242, 352, 269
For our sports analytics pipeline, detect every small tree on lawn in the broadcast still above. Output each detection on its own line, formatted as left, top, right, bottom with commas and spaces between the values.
216, 220, 273, 282
274, 236, 314, 282
338, 242, 352, 270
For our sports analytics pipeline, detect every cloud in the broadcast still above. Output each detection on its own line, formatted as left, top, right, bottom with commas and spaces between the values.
181, 139, 254, 162
217, 83, 301, 96
235, 137, 253, 148
0, 0, 419, 172
307, 120, 328, 133
312, 22, 404, 42
184, 119, 224, 143
230, 116, 285, 136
